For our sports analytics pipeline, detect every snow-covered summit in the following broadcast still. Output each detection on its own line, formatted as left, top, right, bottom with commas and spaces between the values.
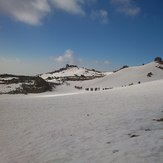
40, 64, 105, 83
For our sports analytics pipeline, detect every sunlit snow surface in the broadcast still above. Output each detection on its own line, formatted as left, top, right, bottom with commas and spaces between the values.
68, 62, 163, 89
0, 80, 163, 163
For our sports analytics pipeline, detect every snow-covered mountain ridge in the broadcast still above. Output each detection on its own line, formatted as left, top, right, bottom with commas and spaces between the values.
40, 64, 105, 84
1, 57, 163, 94
52, 58, 163, 93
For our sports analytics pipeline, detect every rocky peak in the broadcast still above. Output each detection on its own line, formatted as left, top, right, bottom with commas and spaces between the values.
154, 57, 163, 64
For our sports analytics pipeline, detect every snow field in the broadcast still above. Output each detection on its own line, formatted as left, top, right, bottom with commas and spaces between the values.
0, 80, 163, 163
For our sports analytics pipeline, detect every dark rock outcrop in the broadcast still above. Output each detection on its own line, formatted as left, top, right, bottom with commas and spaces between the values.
113, 65, 129, 73
154, 57, 163, 64
0, 74, 52, 94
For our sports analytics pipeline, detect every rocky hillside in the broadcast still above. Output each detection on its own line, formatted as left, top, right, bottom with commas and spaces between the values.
40, 64, 105, 84
0, 74, 52, 94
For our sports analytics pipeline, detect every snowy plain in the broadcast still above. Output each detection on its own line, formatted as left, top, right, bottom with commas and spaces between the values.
0, 79, 163, 163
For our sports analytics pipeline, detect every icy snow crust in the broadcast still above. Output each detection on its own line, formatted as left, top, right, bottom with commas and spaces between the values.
0, 80, 163, 163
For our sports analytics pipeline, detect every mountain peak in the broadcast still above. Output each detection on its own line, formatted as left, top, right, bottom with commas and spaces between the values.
65, 64, 78, 69
154, 57, 163, 64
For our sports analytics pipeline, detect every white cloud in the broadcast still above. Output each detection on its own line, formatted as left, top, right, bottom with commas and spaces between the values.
91, 9, 109, 24
54, 49, 89, 67
0, 0, 140, 25
53, 49, 112, 71
54, 49, 75, 65
0, 0, 87, 25
51, 0, 85, 15
0, 0, 51, 25
111, 0, 140, 16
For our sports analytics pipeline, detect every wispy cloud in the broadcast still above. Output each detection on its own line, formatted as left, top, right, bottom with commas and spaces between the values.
91, 9, 109, 24
0, 0, 87, 25
53, 49, 112, 70
0, 0, 140, 25
54, 49, 75, 65
110, 0, 140, 16
0, 0, 51, 25
51, 0, 85, 16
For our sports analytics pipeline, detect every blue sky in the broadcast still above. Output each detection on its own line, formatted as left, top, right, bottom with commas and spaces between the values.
0, 0, 163, 75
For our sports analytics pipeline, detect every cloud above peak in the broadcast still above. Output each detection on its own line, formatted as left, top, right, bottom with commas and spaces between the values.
54, 49, 75, 65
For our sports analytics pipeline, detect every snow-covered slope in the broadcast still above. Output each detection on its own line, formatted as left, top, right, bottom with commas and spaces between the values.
0, 83, 21, 94
0, 75, 52, 94
69, 61, 163, 89
40, 65, 104, 83
0, 76, 21, 94
43, 67, 102, 77
0, 79, 163, 163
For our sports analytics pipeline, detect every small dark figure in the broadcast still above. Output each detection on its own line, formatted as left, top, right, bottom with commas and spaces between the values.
147, 72, 153, 77
129, 83, 133, 86
85, 88, 89, 91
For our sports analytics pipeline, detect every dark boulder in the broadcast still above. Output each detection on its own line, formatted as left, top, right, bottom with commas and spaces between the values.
154, 57, 163, 64
154, 57, 162, 63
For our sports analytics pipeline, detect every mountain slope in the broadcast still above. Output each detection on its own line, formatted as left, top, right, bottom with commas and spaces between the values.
67, 61, 163, 90
1, 58, 163, 94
